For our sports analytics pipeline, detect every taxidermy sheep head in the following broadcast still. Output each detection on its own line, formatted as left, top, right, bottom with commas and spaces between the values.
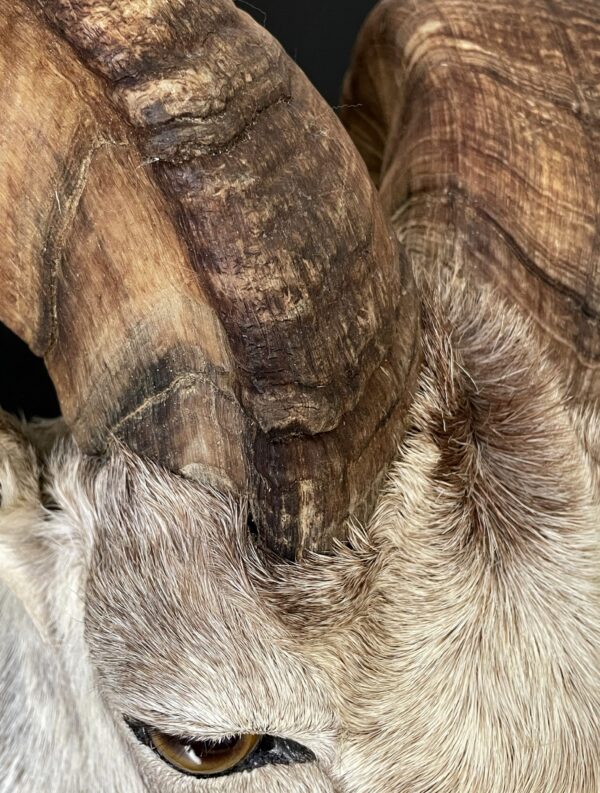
0, 0, 598, 791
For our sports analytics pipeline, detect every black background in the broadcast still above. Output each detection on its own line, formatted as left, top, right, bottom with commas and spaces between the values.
1, 0, 378, 419
234, 0, 377, 106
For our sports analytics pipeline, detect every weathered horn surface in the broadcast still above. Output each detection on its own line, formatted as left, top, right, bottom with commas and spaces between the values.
342, 0, 600, 403
0, 1, 246, 491
6, 0, 420, 556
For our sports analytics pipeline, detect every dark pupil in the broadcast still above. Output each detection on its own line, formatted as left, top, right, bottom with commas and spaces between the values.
190, 736, 239, 759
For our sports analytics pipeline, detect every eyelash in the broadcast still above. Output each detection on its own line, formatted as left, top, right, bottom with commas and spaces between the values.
127, 720, 316, 780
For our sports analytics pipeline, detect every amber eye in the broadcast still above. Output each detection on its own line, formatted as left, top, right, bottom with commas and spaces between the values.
148, 729, 260, 776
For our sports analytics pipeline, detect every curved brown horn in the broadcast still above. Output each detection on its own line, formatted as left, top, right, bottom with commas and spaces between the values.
5, 0, 420, 557
1, 1, 246, 493
341, 0, 600, 404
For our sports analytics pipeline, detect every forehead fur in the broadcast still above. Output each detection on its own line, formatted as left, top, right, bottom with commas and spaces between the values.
66, 456, 336, 750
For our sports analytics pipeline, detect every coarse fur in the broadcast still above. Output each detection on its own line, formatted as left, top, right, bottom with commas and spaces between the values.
0, 282, 599, 792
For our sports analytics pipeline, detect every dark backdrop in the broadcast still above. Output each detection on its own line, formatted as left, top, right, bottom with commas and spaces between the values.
1, 0, 378, 418
234, 0, 377, 105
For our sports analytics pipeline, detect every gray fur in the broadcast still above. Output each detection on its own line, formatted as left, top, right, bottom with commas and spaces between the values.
1, 285, 598, 791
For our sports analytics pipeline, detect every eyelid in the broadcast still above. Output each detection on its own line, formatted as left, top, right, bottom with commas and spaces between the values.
125, 716, 242, 743
126, 718, 234, 745
125, 714, 321, 749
